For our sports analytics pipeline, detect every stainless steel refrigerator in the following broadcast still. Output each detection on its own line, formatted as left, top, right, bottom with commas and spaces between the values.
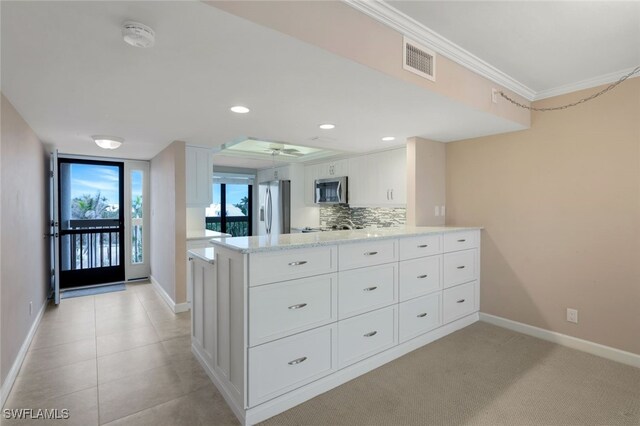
258, 180, 291, 236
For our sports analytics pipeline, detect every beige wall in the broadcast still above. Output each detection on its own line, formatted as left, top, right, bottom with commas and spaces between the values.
407, 137, 446, 226
446, 78, 640, 355
1, 94, 50, 386
150, 141, 187, 304
208, 0, 530, 128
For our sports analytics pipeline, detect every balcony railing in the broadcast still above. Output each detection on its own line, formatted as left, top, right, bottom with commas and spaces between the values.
205, 216, 250, 237
61, 219, 121, 271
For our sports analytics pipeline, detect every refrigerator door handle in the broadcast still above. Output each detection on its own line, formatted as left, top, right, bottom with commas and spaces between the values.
267, 187, 273, 235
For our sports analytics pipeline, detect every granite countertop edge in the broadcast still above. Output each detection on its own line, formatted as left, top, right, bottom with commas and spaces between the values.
209, 226, 483, 254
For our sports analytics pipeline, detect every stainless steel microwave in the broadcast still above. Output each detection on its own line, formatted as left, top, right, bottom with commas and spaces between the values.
315, 176, 348, 204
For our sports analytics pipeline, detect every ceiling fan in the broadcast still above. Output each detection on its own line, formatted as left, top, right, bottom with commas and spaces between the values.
264, 144, 304, 157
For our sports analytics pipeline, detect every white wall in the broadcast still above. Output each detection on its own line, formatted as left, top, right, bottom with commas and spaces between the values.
1, 94, 50, 394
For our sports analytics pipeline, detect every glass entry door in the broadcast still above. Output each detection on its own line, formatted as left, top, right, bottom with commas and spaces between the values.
58, 159, 125, 288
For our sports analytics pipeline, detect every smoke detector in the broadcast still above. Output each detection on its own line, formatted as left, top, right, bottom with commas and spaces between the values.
122, 21, 155, 48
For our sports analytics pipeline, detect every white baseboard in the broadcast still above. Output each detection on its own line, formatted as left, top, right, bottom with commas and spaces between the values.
1, 299, 47, 408
150, 275, 190, 314
479, 312, 640, 369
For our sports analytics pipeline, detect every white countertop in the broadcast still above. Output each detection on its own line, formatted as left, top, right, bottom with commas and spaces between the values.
187, 229, 230, 241
188, 247, 215, 264
209, 226, 482, 253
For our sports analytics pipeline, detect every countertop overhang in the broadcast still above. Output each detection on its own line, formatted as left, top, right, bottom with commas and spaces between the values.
188, 247, 215, 264
209, 226, 482, 254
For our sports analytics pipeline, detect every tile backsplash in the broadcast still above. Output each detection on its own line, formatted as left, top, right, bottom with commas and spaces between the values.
320, 205, 406, 228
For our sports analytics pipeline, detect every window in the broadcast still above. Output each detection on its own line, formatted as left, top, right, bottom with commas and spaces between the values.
205, 173, 253, 237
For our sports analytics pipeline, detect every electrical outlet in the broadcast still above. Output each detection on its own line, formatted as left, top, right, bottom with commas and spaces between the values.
29, 301, 33, 316
492, 88, 499, 104
566, 308, 578, 324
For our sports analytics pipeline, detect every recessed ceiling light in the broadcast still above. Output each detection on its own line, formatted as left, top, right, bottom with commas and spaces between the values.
382, 136, 396, 141
92, 135, 123, 150
230, 106, 250, 114
319, 124, 335, 130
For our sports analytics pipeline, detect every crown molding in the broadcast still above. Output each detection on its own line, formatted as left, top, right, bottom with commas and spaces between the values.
344, 0, 537, 101
533, 67, 639, 100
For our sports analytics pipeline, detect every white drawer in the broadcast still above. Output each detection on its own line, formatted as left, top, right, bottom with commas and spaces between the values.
248, 324, 337, 407
443, 230, 479, 253
338, 306, 398, 368
443, 281, 478, 324
249, 274, 338, 346
338, 239, 398, 271
443, 249, 478, 289
338, 264, 397, 319
399, 293, 442, 343
249, 246, 337, 286
399, 234, 442, 260
399, 255, 442, 302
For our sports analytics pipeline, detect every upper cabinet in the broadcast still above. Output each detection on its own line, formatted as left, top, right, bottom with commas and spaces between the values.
257, 166, 290, 183
186, 146, 213, 207
347, 147, 406, 207
304, 148, 406, 207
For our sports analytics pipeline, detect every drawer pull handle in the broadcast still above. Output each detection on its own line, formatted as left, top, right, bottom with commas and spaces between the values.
457, 299, 466, 304
363, 331, 378, 337
288, 261, 308, 266
364, 251, 378, 256
288, 303, 307, 310
417, 244, 429, 248
457, 266, 466, 269
417, 274, 428, 279
363, 286, 378, 292
417, 313, 428, 318
457, 239, 466, 242
288, 356, 307, 365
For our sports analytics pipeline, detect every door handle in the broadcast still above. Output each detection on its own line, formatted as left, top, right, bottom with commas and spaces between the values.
288, 303, 307, 310
417, 313, 428, 318
363, 331, 378, 337
364, 251, 378, 256
288, 356, 307, 365
457, 299, 466, 304
363, 286, 378, 292
457, 266, 466, 269
417, 274, 428, 279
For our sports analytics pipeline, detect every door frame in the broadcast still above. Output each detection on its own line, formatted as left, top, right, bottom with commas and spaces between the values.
58, 157, 125, 288
124, 160, 150, 280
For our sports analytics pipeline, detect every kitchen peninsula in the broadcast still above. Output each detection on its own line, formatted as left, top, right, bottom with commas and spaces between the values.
189, 226, 481, 425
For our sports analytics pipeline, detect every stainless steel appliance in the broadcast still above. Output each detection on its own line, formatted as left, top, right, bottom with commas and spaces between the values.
314, 176, 348, 204
259, 180, 291, 236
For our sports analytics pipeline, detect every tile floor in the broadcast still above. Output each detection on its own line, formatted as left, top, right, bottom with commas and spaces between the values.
3, 282, 239, 425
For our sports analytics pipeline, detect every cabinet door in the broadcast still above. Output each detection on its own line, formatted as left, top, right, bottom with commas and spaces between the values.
186, 146, 212, 207
347, 155, 369, 206
387, 148, 406, 205
330, 159, 348, 177
304, 165, 316, 205
365, 152, 388, 205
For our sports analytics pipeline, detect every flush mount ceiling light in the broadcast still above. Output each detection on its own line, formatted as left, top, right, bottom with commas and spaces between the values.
122, 21, 155, 48
382, 136, 396, 141
230, 106, 250, 114
319, 123, 335, 130
92, 135, 124, 150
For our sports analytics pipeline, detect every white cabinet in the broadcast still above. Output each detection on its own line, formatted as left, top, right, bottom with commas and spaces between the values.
303, 160, 348, 206
347, 148, 406, 207
258, 166, 290, 183
193, 229, 480, 423
186, 146, 213, 207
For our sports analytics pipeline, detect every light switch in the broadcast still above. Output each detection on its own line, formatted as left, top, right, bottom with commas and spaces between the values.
441, 205, 446, 216
434, 206, 439, 216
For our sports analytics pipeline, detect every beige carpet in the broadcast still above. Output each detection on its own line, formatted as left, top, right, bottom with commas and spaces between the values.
262, 322, 640, 426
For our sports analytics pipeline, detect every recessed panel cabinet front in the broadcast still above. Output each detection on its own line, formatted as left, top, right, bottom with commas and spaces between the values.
399, 293, 441, 343
249, 246, 337, 286
249, 274, 338, 346
443, 249, 478, 288
399, 255, 442, 301
338, 263, 397, 319
338, 239, 398, 270
248, 324, 338, 407
338, 305, 398, 368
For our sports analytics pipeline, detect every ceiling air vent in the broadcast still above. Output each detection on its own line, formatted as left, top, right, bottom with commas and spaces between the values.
403, 37, 436, 81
